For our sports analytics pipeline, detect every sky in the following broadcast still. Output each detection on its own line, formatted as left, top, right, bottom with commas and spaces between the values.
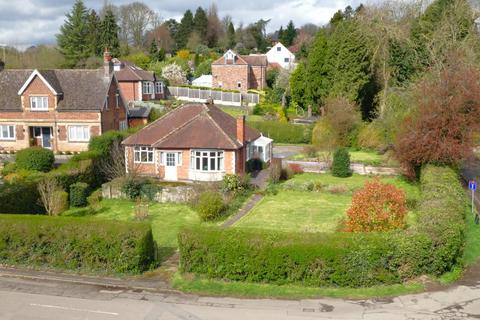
0, 0, 370, 49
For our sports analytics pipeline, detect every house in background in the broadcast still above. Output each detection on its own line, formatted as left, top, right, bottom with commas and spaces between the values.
211, 50, 267, 92
127, 105, 152, 127
266, 42, 296, 69
122, 103, 273, 182
0, 51, 127, 153
191, 74, 212, 88
113, 59, 165, 103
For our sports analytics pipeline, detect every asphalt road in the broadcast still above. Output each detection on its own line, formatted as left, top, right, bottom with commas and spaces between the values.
1, 272, 480, 320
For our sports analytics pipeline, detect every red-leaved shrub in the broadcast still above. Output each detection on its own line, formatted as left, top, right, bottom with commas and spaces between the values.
288, 163, 304, 174
344, 179, 407, 232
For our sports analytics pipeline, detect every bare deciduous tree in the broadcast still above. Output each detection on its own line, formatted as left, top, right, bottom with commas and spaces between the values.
119, 2, 158, 48
38, 177, 64, 216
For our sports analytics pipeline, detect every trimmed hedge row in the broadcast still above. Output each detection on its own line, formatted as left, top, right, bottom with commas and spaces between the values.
178, 165, 466, 287
247, 121, 313, 144
0, 215, 155, 274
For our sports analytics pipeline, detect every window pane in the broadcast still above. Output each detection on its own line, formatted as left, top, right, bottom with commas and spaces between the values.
196, 157, 200, 170
141, 152, 148, 162
202, 157, 208, 171
134, 152, 140, 162
9, 126, 14, 138
210, 158, 216, 171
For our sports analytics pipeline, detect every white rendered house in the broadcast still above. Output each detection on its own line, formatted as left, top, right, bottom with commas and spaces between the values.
266, 42, 296, 69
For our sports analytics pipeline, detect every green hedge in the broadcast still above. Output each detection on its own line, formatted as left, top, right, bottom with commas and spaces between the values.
0, 181, 45, 214
70, 182, 89, 207
15, 147, 54, 172
0, 215, 155, 274
178, 165, 466, 287
247, 121, 312, 144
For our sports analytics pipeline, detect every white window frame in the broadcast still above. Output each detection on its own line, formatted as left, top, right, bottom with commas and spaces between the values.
0, 125, 15, 140
142, 81, 153, 95
115, 93, 120, 109
68, 125, 90, 142
190, 150, 224, 172
30, 96, 48, 111
134, 146, 154, 164
284, 57, 290, 63
155, 82, 163, 94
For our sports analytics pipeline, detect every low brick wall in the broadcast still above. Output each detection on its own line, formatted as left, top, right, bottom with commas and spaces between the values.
102, 182, 196, 203
284, 160, 400, 176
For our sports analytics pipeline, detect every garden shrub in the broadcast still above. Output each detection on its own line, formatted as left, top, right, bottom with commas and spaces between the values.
248, 121, 312, 144
0, 214, 155, 274
288, 163, 304, 174
121, 177, 150, 200
344, 180, 407, 232
87, 189, 103, 210
54, 190, 69, 215
15, 147, 54, 172
332, 148, 352, 177
140, 183, 160, 201
196, 191, 225, 221
222, 174, 250, 193
88, 131, 128, 157
357, 123, 388, 152
1, 162, 17, 176
69, 182, 89, 208
178, 165, 466, 287
246, 158, 265, 173
0, 181, 45, 214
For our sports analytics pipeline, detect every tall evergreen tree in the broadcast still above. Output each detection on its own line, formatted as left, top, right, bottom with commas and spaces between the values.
226, 22, 236, 49
284, 20, 297, 47
86, 10, 102, 57
100, 8, 120, 57
277, 26, 285, 44
149, 39, 159, 61
193, 7, 208, 44
176, 10, 194, 49
56, 0, 89, 67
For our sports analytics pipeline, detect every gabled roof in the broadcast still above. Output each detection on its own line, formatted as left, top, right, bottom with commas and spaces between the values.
212, 50, 267, 67
128, 105, 151, 118
114, 60, 156, 82
123, 103, 261, 149
0, 69, 112, 112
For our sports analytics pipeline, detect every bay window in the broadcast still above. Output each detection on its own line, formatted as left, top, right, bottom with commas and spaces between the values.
190, 150, 224, 172
155, 82, 163, 94
134, 146, 154, 163
0, 125, 15, 140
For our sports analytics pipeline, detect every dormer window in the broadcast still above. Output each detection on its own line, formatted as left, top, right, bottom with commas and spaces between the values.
30, 96, 48, 111
277, 46, 281, 51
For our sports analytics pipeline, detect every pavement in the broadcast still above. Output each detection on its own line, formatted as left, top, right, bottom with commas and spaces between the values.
2, 268, 480, 319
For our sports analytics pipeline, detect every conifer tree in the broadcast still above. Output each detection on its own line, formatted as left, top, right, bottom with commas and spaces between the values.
86, 9, 101, 57
176, 10, 194, 49
57, 0, 89, 67
226, 22, 236, 49
100, 8, 120, 58
284, 20, 297, 47
193, 7, 208, 44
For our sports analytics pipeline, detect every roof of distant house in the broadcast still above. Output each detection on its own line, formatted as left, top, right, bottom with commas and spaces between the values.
113, 59, 156, 82
123, 103, 260, 149
0, 69, 111, 112
212, 51, 268, 67
128, 105, 152, 118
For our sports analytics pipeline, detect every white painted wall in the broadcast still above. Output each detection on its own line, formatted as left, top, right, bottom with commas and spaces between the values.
266, 42, 296, 69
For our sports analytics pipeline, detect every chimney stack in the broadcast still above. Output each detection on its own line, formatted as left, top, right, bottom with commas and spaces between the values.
103, 48, 113, 77
236, 115, 245, 145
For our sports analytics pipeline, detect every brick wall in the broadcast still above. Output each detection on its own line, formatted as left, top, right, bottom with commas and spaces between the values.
212, 64, 249, 92
101, 80, 127, 132
250, 66, 266, 90
118, 82, 138, 102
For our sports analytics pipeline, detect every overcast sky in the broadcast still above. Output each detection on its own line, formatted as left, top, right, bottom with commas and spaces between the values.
0, 0, 371, 49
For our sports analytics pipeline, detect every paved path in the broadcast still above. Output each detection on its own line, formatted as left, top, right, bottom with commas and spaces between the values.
1, 270, 480, 319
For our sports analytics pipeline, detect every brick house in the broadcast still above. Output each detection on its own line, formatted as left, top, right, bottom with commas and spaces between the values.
113, 59, 165, 103
122, 103, 273, 182
211, 50, 267, 92
0, 51, 127, 153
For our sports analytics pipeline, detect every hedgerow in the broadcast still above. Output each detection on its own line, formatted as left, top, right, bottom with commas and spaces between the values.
0, 215, 155, 274
178, 165, 466, 287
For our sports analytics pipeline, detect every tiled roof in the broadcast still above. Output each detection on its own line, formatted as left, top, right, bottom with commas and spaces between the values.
241, 55, 268, 66
128, 105, 151, 118
0, 69, 111, 112
114, 60, 155, 82
122, 103, 260, 149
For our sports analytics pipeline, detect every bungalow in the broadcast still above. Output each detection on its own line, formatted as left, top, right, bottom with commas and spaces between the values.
266, 42, 296, 69
122, 103, 273, 182
0, 50, 127, 153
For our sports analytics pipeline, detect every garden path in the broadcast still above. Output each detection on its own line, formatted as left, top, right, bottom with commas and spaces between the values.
221, 169, 269, 228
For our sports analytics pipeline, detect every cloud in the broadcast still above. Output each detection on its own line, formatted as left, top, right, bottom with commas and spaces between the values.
0, 0, 371, 48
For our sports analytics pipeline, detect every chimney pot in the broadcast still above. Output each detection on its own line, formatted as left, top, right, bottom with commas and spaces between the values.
236, 115, 245, 145
103, 48, 113, 77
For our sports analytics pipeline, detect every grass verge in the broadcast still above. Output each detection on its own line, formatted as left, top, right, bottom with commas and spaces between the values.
172, 273, 424, 299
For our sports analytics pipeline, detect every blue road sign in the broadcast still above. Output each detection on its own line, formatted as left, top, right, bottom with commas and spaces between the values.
470, 181, 477, 191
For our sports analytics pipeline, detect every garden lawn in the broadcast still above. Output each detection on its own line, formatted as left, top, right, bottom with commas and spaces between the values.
235, 173, 420, 233
65, 199, 200, 249
219, 106, 263, 122
289, 149, 399, 167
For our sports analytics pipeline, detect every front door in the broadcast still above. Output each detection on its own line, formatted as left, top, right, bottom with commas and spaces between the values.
164, 152, 177, 181
41, 127, 51, 149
